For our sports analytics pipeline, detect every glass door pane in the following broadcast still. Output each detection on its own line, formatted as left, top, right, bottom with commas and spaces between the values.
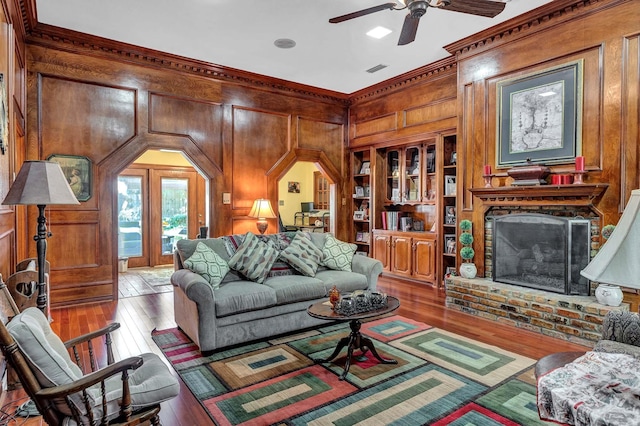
161, 178, 188, 255
118, 176, 143, 258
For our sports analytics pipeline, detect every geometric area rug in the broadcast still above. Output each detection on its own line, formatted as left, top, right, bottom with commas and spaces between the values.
152, 315, 553, 425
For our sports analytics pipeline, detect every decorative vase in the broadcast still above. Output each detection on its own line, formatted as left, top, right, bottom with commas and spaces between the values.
459, 263, 477, 279
328, 285, 341, 310
595, 284, 623, 307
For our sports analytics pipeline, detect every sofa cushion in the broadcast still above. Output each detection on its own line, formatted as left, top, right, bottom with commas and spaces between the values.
262, 275, 326, 304
228, 232, 279, 283
222, 233, 296, 278
214, 281, 277, 317
315, 269, 369, 294
183, 242, 230, 289
321, 234, 356, 272
279, 232, 323, 277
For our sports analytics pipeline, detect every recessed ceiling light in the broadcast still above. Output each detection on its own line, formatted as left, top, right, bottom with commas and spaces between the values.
367, 26, 392, 39
274, 39, 296, 49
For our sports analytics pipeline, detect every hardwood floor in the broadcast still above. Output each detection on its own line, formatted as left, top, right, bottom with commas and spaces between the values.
4, 274, 590, 425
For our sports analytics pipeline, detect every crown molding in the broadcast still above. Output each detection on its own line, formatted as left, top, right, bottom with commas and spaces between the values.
444, 0, 622, 60
24, 22, 352, 105
349, 56, 457, 104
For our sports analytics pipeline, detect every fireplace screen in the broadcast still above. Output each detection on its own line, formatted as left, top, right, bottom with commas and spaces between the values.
492, 214, 590, 295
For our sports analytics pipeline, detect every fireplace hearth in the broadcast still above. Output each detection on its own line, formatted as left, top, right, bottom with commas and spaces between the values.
492, 214, 591, 295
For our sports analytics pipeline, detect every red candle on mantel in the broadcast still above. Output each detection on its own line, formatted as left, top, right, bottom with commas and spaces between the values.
483, 164, 492, 176
575, 156, 585, 171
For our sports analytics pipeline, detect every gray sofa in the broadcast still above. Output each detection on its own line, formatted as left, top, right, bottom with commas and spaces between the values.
171, 231, 383, 352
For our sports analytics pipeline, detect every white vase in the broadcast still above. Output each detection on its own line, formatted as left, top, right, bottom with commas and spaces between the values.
595, 284, 623, 307
459, 263, 477, 279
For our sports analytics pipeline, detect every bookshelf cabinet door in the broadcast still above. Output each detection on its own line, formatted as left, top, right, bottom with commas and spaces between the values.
413, 237, 436, 281
373, 234, 391, 272
391, 236, 412, 276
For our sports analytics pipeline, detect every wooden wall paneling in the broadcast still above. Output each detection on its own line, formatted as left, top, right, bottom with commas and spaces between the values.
349, 70, 458, 147
353, 113, 397, 139
148, 93, 224, 167
621, 34, 639, 206
231, 106, 289, 217
0, 227, 12, 279
297, 117, 344, 172
39, 75, 137, 165
405, 98, 456, 128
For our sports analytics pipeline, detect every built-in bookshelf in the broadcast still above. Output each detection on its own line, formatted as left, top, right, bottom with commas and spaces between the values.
350, 148, 373, 256
440, 133, 458, 282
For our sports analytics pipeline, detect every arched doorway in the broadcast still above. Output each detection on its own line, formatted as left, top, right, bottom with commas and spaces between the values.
117, 149, 208, 268
277, 162, 332, 233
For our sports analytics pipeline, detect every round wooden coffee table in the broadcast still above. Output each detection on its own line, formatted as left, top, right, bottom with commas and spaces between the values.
307, 295, 400, 380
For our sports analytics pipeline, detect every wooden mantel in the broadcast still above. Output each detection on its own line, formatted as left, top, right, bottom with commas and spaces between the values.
469, 183, 609, 207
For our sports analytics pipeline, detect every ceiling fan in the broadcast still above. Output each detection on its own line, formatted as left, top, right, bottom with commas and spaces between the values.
329, 0, 507, 46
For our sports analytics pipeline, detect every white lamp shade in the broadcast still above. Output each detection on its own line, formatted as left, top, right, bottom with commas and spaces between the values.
248, 199, 276, 219
580, 189, 640, 289
2, 161, 80, 206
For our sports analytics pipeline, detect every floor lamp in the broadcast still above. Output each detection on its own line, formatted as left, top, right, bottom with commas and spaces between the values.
2, 161, 79, 313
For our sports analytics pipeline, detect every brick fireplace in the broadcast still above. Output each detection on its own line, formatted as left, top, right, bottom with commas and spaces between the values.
444, 184, 625, 345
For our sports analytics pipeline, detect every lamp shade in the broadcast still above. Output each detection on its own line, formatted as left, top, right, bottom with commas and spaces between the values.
580, 189, 640, 289
2, 161, 80, 206
248, 199, 276, 219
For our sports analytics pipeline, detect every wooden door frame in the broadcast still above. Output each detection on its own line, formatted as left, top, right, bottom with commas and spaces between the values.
149, 168, 199, 266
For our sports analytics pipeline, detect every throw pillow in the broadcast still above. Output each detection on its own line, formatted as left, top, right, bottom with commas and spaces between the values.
280, 232, 323, 277
228, 232, 279, 283
322, 234, 357, 272
183, 242, 230, 289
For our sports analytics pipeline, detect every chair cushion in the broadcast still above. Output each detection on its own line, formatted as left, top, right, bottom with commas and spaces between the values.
183, 242, 230, 289
228, 232, 279, 283
7, 308, 83, 387
7, 308, 88, 416
321, 234, 356, 272
279, 232, 323, 277
99, 352, 179, 420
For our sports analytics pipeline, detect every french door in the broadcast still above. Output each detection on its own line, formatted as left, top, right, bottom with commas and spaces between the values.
118, 166, 200, 267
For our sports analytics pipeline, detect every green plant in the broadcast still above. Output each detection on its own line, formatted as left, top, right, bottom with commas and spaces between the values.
459, 219, 474, 262
601, 224, 615, 240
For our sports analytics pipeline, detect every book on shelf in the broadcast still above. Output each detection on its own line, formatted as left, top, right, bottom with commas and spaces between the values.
381, 211, 400, 231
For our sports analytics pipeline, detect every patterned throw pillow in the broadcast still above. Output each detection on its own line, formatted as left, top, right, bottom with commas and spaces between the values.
322, 234, 357, 272
279, 232, 323, 277
228, 232, 279, 283
183, 242, 230, 289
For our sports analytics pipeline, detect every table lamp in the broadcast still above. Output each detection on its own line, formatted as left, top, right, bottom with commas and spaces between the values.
581, 189, 640, 306
249, 199, 276, 234
2, 161, 80, 313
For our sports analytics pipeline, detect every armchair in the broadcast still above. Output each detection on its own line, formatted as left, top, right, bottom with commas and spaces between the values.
0, 307, 179, 425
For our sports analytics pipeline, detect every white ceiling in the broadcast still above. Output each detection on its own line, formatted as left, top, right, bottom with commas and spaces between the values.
35, 0, 553, 94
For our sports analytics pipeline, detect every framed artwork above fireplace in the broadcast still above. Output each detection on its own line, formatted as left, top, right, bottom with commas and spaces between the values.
496, 60, 584, 169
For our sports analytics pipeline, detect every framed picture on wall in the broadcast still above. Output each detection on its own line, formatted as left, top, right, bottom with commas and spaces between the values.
47, 154, 92, 202
496, 60, 583, 168
288, 181, 300, 193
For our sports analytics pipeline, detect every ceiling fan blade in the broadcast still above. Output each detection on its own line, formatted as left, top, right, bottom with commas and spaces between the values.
329, 3, 398, 23
398, 14, 420, 45
439, 0, 506, 18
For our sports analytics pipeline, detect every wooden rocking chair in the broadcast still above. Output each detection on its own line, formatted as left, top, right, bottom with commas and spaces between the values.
0, 307, 180, 425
